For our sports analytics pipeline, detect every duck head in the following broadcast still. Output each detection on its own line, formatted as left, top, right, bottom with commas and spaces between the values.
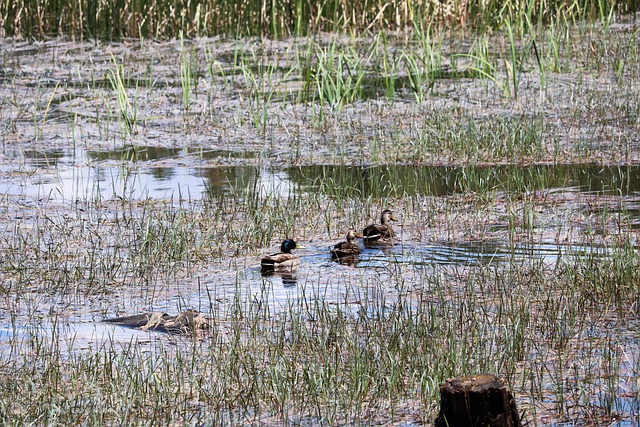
346, 229, 363, 242
380, 210, 397, 225
281, 239, 304, 253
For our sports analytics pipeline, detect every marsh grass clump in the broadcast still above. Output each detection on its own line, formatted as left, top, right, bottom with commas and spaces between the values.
414, 113, 547, 164
133, 207, 199, 276
106, 57, 138, 135
201, 186, 310, 256
312, 42, 366, 110
562, 244, 640, 314
179, 34, 196, 113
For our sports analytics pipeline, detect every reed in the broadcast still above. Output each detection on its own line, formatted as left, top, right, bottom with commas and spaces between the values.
180, 33, 193, 112
0, 0, 635, 39
313, 40, 365, 110
106, 56, 137, 135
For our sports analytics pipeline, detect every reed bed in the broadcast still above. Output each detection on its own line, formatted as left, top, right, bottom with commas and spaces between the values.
0, 0, 636, 39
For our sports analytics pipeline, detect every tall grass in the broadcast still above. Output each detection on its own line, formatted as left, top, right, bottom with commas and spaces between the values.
313, 41, 366, 110
106, 56, 137, 135
0, 0, 636, 39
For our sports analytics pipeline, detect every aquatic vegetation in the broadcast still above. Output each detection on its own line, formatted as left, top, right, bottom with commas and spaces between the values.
0, 0, 635, 39
0, 7, 640, 426
180, 33, 194, 113
106, 56, 138, 135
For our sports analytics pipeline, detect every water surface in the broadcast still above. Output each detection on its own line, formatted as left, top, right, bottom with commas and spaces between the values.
4, 146, 640, 202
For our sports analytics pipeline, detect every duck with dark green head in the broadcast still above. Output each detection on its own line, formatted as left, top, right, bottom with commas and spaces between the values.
261, 239, 305, 272
331, 229, 362, 259
362, 210, 397, 244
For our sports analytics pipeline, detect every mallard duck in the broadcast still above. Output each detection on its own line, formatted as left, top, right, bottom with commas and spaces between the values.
331, 229, 362, 259
363, 209, 397, 243
261, 239, 305, 272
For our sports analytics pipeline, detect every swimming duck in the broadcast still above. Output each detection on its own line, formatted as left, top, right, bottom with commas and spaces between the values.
363, 210, 397, 243
261, 239, 305, 272
331, 229, 362, 259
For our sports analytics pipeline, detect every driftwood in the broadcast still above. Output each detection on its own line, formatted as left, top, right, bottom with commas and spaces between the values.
104, 310, 209, 335
434, 374, 522, 427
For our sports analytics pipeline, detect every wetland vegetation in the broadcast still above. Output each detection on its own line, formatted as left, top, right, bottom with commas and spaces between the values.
1, 1, 640, 426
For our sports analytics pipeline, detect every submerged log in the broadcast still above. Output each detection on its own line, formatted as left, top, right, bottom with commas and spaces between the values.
434, 374, 522, 427
104, 310, 209, 335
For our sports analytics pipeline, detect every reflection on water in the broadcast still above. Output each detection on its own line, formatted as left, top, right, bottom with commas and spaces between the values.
18, 148, 67, 168
4, 147, 640, 201
331, 255, 359, 268
287, 164, 640, 197
261, 271, 298, 287
323, 240, 601, 270
0, 147, 274, 201
199, 241, 600, 315
88, 146, 182, 162
387, 241, 603, 266
0, 320, 163, 355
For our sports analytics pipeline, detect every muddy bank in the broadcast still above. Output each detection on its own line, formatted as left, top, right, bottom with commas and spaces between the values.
1, 27, 639, 168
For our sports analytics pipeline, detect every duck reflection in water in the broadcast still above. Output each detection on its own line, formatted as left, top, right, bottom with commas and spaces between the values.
261, 271, 298, 287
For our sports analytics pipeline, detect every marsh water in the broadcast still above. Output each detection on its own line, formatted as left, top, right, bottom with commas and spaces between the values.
6, 145, 640, 198
2, 30, 640, 426
2, 144, 637, 327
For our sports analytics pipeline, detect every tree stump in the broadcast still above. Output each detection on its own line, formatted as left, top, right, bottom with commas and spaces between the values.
434, 374, 522, 427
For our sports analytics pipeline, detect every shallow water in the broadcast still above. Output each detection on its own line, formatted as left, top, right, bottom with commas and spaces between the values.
0, 319, 163, 356
1, 145, 637, 332
5, 146, 640, 202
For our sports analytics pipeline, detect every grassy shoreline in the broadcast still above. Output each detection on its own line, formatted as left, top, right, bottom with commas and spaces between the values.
0, 0, 636, 39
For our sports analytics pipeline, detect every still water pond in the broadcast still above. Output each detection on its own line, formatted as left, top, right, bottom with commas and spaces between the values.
3, 146, 640, 201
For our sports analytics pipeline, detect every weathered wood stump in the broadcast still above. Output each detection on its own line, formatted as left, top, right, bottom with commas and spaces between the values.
434, 374, 522, 427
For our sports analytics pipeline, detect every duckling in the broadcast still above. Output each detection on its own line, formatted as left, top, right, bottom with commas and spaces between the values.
363, 210, 397, 243
261, 239, 305, 272
331, 229, 362, 259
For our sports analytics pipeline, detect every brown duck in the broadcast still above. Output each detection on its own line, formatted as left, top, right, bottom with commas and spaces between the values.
331, 229, 362, 259
362, 210, 396, 243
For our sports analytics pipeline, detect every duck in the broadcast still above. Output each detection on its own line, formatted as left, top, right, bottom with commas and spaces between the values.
362, 209, 397, 244
261, 239, 305, 272
331, 229, 362, 259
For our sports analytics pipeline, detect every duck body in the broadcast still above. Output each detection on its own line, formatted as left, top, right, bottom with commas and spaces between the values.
331, 229, 362, 259
261, 239, 303, 272
363, 210, 397, 244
